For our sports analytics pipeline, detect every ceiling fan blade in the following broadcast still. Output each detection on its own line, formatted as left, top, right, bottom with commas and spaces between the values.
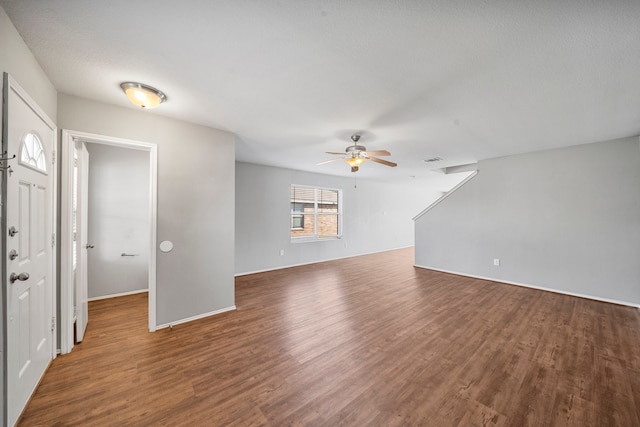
316, 158, 343, 166
364, 150, 391, 156
369, 156, 397, 167
325, 151, 346, 155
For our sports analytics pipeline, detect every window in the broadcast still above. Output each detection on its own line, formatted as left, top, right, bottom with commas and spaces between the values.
19, 131, 47, 173
291, 203, 304, 229
290, 185, 341, 240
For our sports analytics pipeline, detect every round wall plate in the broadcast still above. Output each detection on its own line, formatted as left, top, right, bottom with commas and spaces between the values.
159, 240, 173, 253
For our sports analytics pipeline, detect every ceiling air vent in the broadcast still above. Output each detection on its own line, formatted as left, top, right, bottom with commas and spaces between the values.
423, 157, 443, 163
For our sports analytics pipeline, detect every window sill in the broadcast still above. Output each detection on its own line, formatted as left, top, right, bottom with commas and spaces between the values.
291, 236, 342, 244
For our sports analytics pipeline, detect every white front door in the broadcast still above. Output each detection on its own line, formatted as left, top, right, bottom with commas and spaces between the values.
4, 74, 56, 427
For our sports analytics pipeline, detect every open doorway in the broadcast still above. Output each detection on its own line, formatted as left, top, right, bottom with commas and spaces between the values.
60, 130, 158, 354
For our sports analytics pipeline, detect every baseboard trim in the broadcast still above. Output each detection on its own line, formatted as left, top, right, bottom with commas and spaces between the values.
156, 305, 237, 330
235, 245, 414, 277
413, 264, 640, 309
88, 289, 148, 301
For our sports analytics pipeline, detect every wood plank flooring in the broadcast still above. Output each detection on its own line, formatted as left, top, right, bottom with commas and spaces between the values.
18, 248, 640, 426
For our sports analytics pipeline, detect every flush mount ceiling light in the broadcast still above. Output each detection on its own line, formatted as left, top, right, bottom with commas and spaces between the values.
120, 82, 167, 109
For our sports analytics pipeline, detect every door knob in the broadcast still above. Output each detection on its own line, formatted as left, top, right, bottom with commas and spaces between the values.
9, 272, 29, 283
8, 226, 18, 237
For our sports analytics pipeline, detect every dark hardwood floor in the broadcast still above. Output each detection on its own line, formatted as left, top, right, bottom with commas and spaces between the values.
18, 248, 640, 426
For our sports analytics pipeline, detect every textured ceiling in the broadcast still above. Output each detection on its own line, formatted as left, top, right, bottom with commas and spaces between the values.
2, 1, 639, 188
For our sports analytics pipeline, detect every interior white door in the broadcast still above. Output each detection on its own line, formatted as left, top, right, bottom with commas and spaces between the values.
4, 74, 55, 426
74, 141, 89, 341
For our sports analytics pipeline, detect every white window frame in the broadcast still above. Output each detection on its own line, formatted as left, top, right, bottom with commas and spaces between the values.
290, 184, 342, 242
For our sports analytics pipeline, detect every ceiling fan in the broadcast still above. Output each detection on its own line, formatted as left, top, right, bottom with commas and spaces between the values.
317, 134, 397, 172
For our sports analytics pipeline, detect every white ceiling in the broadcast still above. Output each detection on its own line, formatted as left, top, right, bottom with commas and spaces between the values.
3, 1, 639, 189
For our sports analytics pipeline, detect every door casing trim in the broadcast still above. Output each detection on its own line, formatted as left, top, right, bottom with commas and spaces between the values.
60, 129, 158, 354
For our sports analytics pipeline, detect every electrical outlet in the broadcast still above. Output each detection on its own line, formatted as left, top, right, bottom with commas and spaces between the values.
493, 258, 500, 266
279, 249, 284, 256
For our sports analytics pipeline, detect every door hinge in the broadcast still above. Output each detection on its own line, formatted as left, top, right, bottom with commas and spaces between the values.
52, 150, 56, 164
51, 316, 56, 331
51, 232, 56, 247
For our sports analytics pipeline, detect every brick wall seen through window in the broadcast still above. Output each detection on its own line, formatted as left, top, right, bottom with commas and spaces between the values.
290, 185, 341, 240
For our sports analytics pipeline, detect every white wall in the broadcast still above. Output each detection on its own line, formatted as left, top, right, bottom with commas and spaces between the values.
57, 93, 236, 326
235, 161, 443, 274
0, 7, 57, 121
415, 136, 640, 306
86, 143, 150, 298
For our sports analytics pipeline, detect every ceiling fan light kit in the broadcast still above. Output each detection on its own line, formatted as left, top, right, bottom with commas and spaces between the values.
318, 134, 397, 173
